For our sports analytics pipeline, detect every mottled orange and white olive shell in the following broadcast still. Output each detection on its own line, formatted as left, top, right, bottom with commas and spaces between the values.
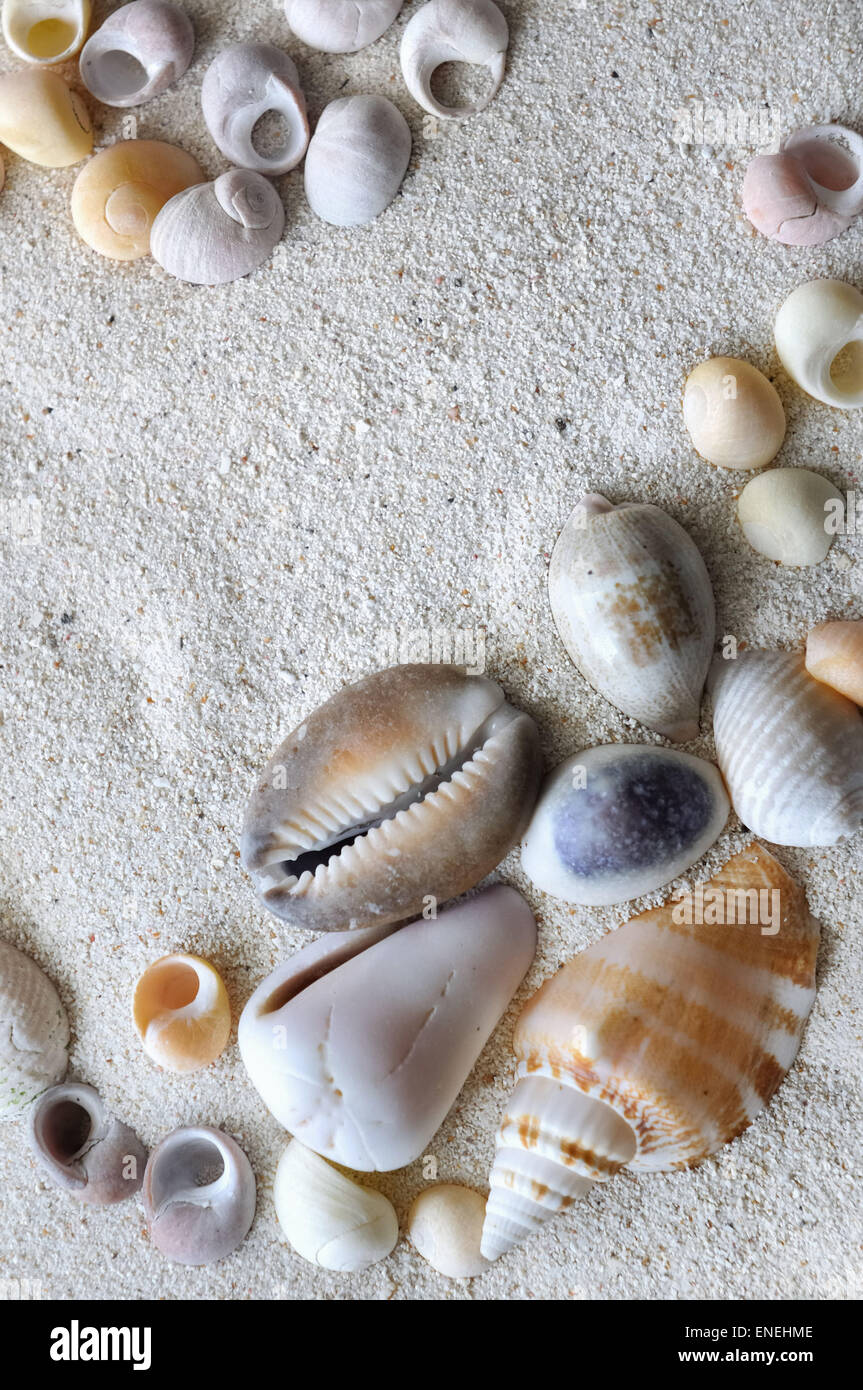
29, 1081, 146, 1203
0, 938, 69, 1119
133, 953, 230, 1073
240, 664, 543, 931
482, 842, 820, 1259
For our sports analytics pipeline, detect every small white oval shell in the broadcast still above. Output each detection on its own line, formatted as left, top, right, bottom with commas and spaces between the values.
80, 0, 194, 109
683, 356, 786, 471
400, 0, 508, 120
0, 939, 69, 1120
304, 94, 411, 227
285, 0, 403, 53
2, 0, 90, 64
408, 1185, 489, 1277
774, 278, 863, 409
151, 168, 285, 285
274, 1140, 398, 1271
737, 467, 844, 566
202, 43, 308, 177
522, 745, 729, 907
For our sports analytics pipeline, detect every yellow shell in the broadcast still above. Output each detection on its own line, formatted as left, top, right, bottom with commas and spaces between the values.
683, 356, 786, 471
2, 0, 91, 64
71, 139, 204, 261
805, 619, 863, 705
0, 68, 92, 168
482, 842, 820, 1259
133, 953, 230, 1073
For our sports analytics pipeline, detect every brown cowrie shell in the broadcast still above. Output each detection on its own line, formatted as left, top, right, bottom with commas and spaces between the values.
240, 663, 542, 931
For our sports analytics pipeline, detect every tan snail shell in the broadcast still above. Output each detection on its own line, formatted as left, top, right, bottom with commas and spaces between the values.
240, 663, 542, 932
743, 124, 863, 246
0, 938, 69, 1120
548, 494, 716, 741
482, 842, 820, 1260
2, 0, 90, 64
201, 43, 309, 177
132, 953, 231, 1073
79, 0, 194, 108
304, 94, 411, 227
285, 0, 403, 53
400, 0, 509, 120
708, 650, 863, 846
683, 356, 786, 471
143, 1125, 256, 1265
71, 139, 204, 260
805, 619, 863, 705
28, 1081, 147, 1204
0, 68, 92, 168
150, 168, 285, 285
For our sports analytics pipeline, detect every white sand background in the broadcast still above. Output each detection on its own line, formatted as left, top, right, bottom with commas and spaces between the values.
1, 0, 862, 1301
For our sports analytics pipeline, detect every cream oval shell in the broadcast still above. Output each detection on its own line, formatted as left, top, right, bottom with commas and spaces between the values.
71, 139, 204, 260
0, 68, 92, 168
2, 0, 90, 64
274, 1140, 398, 1271
805, 619, 863, 705
408, 1184, 490, 1277
736, 467, 843, 566
133, 953, 231, 1073
774, 279, 863, 410
683, 356, 785, 470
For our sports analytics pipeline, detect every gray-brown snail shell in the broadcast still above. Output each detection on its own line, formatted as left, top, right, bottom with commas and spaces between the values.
79, 0, 194, 108
304, 94, 411, 227
240, 663, 543, 931
150, 168, 285, 284
201, 42, 308, 176
28, 1081, 146, 1204
142, 1125, 256, 1265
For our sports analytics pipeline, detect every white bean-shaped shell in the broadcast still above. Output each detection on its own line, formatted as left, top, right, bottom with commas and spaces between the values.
304, 94, 411, 227
238, 884, 536, 1171
709, 650, 863, 846
0, 939, 69, 1120
806, 619, 863, 705
683, 356, 786, 471
737, 467, 843, 567
774, 279, 863, 409
742, 125, 863, 247
28, 1081, 147, 1204
2, 0, 90, 63
143, 1125, 256, 1265
151, 168, 285, 285
274, 1140, 398, 1270
0, 68, 92, 168
548, 493, 716, 741
79, 0, 194, 109
408, 1184, 490, 1277
400, 0, 508, 120
482, 842, 820, 1259
522, 745, 729, 907
285, 0, 403, 53
201, 43, 308, 177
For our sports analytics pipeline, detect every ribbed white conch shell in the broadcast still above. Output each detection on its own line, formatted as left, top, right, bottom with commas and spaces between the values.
774, 279, 863, 410
201, 43, 309, 177
0, 939, 69, 1120
150, 168, 285, 285
304, 94, 411, 227
400, 0, 508, 120
743, 124, 863, 246
238, 884, 537, 1171
482, 842, 820, 1260
79, 0, 194, 108
285, 0, 403, 53
709, 650, 863, 846
274, 1140, 398, 1270
549, 493, 716, 741
2, 0, 90, 64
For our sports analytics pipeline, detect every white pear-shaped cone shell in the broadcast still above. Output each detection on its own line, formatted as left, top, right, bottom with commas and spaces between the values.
201, 43, 308, 176
274, 1140, 398, 1270
408, 1184, 490, 1277
482, 842, 820, 1259
549, 494, 716, 741
736, 467, 843, 567
143, 1125, 256, 1265
238, 883, 537, 1171
150, 168, 285, 285
240, 663, 542, 932
522, 744, 729, 907
2, 0, 90, 63
304, 94, 411, 227
806, 619, 863, 705
774, 279, 863, 409
0, 939, 69, 1120
0, 68, 92, 167
285, 0, 403, 53
708, 650, 863, 845
400, 0, 508, 120
683, 356, 786, 470
79, 0, 194, 108
28, 1081, 146, 1204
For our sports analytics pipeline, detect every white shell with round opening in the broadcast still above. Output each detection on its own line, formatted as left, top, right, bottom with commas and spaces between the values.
775, 278, 863, 409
